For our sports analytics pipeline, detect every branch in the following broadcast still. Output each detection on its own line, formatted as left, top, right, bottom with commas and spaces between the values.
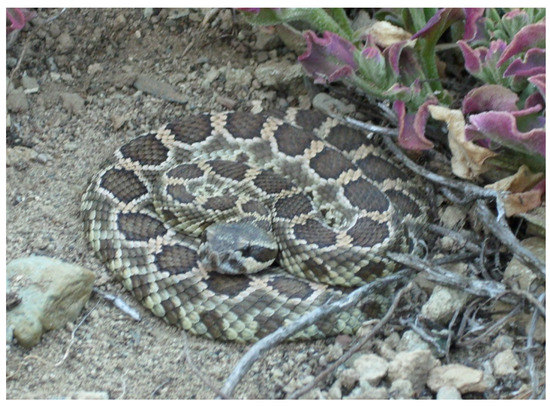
287, 282, 414, 399
218, 269, 412, 398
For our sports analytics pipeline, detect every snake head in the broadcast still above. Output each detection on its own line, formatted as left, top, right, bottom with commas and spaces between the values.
198, 221, 278, 275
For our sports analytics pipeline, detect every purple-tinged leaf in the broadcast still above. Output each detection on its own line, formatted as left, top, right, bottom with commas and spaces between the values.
237, 8, 261, 14
503, 48, 545, 78
463, 8, 485, 41
362, 45, 383, 64
410, 8, 464, 40
458, 39, 506, 75
6, 8, 35, 33
525, 91, 545, 110
497, 21, 546, 67
298, 30, 357, 84
503, 9, 527, 19
467, 109, 545, 156
462, 84, 518, 115
383, 40, 408, 76
394, 98, 437, 150
528, 73, 546, 97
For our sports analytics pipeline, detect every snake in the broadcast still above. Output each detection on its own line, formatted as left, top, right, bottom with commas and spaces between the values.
81, 109, 428, 342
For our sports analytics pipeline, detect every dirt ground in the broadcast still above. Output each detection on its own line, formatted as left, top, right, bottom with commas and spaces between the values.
5, 8, 545, 399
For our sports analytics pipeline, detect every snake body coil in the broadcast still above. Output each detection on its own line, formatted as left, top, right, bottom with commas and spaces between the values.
82, 109, 427, 341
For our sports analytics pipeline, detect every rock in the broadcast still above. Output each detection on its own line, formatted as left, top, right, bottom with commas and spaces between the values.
7, 256, 95, 348
436, 386, 462, 399
491, 335, 514, 351
503, 237, 544, 292
201, 67, 220, 89
387, 350, 440, 391
439, 205, 468, 229
254, 60, 302, 87
346, 380, 388, 399
427, 364, 489, 394
216, 95, 237, 110
6, 146, 38, 168
35, 153, 52, 164
421, 284, 469, 324
87, 63, 103, 75
396, 330, 430, 352
353, 353, 389, 386
21, 74, 40, 92
421, 263, 469, 324
326, 343, 344, 362
7, 90, 29, 113
111, 114, 127, 131
225, 68, 253, 90
389, 379, 414, 399
492, 349, 519, 377
312, 92, 356, 115
327, 379, 342, 399
61, 92, 85, 114
63, 142, 79, 152
134, 74, 188, 104
57, 32, 75, 53
253, 29, 283, 51
339, 368, 359, 390
71, 391, 109, 399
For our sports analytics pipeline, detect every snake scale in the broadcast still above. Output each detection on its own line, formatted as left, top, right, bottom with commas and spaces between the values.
82, 108, 428, 342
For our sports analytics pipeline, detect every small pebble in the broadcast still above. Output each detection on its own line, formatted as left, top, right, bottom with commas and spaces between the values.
437, 386, 462, 399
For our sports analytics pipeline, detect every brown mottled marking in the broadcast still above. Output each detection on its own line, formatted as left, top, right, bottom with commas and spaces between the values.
252, 171, 293, 195
347, 217, 389, 248
355, 260, 387, 281
156, 244, 198, 274
343, 178, 390, 213
293, 219, 338, 247
199, 309, 226, 339
166, 163, 203, 180
309, 147, 355, 179
208, 160, 249, 181
203, 195, 239, 212
384, 190, 423, 217
119, 133, 169, 166
267, 275, 314, 299
273, 123, 313, 157
225, 111, 266, 140
324, 124, 368, 151
99, 168, 147, 203
355, 155, 408, 183
204, 274, 251, 297
167, 115, 214, 144
117, 212, 167, 242
303, 258, 330, 281
273, 194, 313, 219
166, 184, 195, 204
294, 109, 327, 132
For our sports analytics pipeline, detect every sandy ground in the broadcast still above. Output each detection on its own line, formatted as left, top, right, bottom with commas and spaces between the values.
5, 8, 349, 399
5, 8, 544, 399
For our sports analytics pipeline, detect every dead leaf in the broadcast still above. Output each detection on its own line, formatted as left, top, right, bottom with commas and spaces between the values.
486, 166, 544, 216
367, 21, 413, 48
428, 105, 497, 179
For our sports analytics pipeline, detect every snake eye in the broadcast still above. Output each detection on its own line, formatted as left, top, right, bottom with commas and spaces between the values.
242, 245, 277, 262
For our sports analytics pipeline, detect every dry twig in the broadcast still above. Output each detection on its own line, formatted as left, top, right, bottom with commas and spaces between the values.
218, 269, 412, 398
287, 282, 415, 399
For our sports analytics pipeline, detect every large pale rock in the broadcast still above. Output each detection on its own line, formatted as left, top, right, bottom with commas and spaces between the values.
387, 350, 440, 391
427, 364, 490, 394
7, 256, 95, 348
353, 353, 389, 386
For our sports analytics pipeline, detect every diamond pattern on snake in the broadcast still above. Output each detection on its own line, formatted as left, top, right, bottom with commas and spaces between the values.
81, 108, 428, 342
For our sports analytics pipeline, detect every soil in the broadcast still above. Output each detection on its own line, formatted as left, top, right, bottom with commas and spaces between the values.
5, 8, 544, 399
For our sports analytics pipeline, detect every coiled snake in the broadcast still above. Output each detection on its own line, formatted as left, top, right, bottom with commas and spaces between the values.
82, 109, 427, 342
